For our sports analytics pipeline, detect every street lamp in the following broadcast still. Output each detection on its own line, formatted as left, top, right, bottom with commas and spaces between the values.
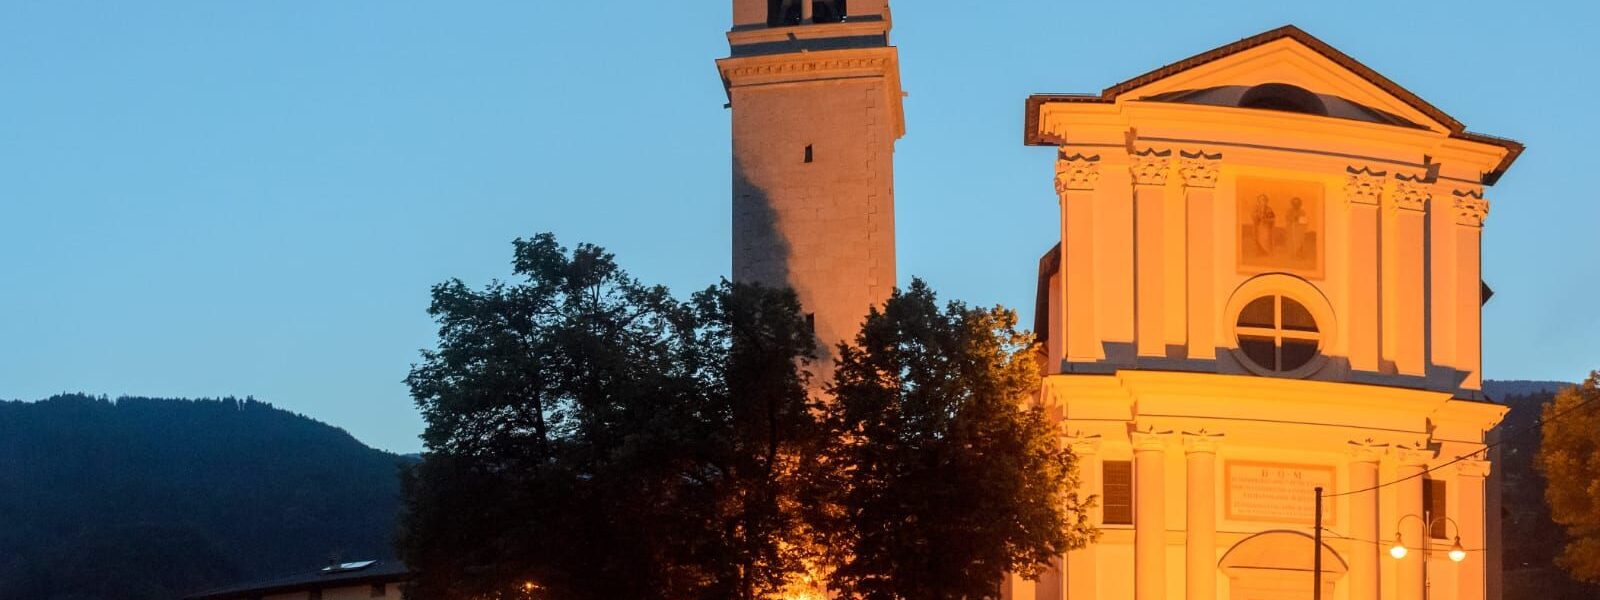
1390, 513, 1465, 600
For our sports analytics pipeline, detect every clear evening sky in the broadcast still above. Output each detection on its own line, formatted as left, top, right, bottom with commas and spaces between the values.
2, 1, 1593, 453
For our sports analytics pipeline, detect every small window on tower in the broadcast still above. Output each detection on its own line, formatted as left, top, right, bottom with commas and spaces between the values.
804, 144, 814, 163
805, 313, 816, 335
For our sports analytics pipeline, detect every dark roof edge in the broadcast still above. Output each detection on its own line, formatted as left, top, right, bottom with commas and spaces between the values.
185, 567, 411, 600
1022, 25, 1524, 185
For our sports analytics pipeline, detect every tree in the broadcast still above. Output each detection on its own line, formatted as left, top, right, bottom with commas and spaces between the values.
399, 234, 827, 600
1538, 372, 1600, 583
820, 279, 1097, 600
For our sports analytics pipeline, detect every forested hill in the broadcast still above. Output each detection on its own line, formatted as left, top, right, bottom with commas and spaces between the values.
0, 394, 410, 600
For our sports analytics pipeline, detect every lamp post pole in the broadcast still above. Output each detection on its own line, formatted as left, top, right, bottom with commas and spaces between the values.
1313, 486, 1323, 600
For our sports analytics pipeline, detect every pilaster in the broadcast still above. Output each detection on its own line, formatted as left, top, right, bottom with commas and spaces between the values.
1457, 458, 1491, 600
1388, 174, 1430, 376
1183, 431, 1224, 600
1132, 429, 1172, 600
1064, 433, 1102, 600
1345, 166, 1385, 373
1394, 446, 1433, 600
1453, 188, 1488, 391
1057, 153, 1102, 363
1181, 151, 1221, 360
1132, 149, 1173, 359
1348, 440, 1386, 600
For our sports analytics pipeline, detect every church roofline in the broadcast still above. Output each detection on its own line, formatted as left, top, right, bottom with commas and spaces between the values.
1023, 25, 1524, 185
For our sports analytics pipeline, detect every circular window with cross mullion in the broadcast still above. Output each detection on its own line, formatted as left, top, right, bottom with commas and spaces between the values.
1235, 295, 1322, 373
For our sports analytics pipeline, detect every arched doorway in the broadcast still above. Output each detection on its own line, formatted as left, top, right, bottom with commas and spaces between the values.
1218, 530, 1347, 600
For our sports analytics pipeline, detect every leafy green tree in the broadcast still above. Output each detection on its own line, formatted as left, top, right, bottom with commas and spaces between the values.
688, 281, 832, 599
820, 279, 1097, 600
1538, 372, 1600, 583
399, 234, 827, 600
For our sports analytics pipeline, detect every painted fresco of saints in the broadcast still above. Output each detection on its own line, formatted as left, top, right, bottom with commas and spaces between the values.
1237, 178, 1323, 277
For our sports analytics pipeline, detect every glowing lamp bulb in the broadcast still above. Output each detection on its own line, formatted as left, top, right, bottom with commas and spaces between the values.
1389, 534, 1408, 560
1449, 537, 1467, 563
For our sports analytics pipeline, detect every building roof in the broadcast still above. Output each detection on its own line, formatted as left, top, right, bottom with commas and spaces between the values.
1024, 25, 1523, 184
184, 560, 410, 600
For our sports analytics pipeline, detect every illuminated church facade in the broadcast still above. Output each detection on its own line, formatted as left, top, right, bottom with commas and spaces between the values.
718, 4, 1522, 600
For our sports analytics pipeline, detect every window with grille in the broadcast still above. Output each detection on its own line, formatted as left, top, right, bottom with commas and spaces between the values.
1103, 461, 1134, 525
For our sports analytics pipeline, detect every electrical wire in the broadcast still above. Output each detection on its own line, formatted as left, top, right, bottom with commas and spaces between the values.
1322, 383, 1599, 499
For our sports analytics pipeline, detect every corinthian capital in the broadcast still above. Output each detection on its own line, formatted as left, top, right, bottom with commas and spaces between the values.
1055, 152, 1101, 194
1182, 430, 1225, 454
1347, 439, 1388, 463
1345, 166, 1387, 206
1131, 427, 1173, 452
1453, 188, 1489, 227
1391, 173, 1430, 212
1179, 150, 1222, 189
1457, 457, 1492, 479
1129, 148, 1172, 187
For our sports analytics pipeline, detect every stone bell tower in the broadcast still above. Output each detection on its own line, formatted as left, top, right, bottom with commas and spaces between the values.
717, 0, 905, 370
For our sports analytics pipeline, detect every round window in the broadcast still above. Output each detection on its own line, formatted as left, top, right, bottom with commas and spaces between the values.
1235, 294, 1321, 374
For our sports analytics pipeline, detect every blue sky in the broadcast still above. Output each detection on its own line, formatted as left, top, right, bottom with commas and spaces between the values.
2, 1, 1594, 453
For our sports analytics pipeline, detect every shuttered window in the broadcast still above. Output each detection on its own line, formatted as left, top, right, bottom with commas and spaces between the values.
1423, 478, 1448, 539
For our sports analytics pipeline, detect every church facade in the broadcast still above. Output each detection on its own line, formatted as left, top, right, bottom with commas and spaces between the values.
1021, 26, 1520, 600
717, 4, 1522, 600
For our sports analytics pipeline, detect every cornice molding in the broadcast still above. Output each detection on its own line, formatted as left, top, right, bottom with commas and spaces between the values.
719, 55, 891, 81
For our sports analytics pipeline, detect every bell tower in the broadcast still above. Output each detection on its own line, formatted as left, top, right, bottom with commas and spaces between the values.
717, 0, 905, 370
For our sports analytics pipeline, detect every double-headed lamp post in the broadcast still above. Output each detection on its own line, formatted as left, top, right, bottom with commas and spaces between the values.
1389, 513, 1466, 600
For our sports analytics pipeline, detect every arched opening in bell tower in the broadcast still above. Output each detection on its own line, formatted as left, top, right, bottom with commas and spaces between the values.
767, 0, 848, 26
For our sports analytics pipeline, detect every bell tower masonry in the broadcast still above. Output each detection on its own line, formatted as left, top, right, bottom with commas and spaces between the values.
717, 0, 905, 369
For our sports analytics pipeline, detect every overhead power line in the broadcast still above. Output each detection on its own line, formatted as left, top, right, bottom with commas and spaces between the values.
1324, 384, 1598, 499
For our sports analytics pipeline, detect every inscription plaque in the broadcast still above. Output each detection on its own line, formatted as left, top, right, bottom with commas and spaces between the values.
1225, 460, 1336, 526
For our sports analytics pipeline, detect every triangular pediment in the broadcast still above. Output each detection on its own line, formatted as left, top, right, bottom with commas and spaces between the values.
1104, 26, 1461, 135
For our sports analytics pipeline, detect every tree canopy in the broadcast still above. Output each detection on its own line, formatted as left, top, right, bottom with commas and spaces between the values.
820, 279, 1097, 600
400, 234, 826, 600
1538, 372, 1600, 583
399, 236, 1095, 600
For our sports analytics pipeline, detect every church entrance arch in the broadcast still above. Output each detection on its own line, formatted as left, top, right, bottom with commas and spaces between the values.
1218, 530, 1347, 600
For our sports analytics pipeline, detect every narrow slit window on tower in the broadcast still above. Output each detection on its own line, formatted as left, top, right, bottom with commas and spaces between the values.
1102, 460, 1134, 525
804, 144, 814, 163
805, 313, 816, 335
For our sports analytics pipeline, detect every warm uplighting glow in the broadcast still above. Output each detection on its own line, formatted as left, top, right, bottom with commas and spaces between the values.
1389, 533, 1408, 559
1449, 537, 1467, 563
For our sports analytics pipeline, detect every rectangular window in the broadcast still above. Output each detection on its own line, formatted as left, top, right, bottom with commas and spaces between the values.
1423, 478, 1448, 539
804, 144, 814, 163
1103, 460, 1133, 525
